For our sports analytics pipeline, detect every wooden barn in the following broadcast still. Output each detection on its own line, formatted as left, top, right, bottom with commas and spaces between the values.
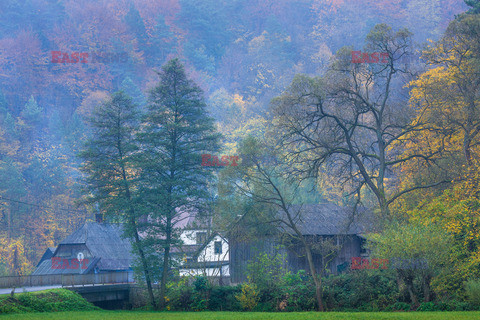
229, 203, 372, 283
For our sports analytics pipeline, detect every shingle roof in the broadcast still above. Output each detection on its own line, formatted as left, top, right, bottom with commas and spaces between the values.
60, 222, 133, 271
36, 247, 56, 268
32, 257, 99, 275
33, 222, 133, 275
282, 203, 372, 235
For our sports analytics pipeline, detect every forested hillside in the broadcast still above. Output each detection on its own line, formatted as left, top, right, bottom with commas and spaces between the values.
0, 0, 469, 276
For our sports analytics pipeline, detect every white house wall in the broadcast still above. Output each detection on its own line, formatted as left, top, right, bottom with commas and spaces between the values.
197, 235, 229, 262
179, 265, 230, 277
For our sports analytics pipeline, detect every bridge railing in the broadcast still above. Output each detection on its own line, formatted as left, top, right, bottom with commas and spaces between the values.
0, 272, 135, 289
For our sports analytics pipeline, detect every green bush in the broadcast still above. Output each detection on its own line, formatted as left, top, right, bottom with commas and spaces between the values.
161, 270, 480, 312
166, 277, 242, 311
466, 279, 480, 306
166, 277, 194, 311
209, 285, 241, 311
235, 282, 260, 311
246, 248, 289, 309
390, 302, 411, 311
281, 270, 316, 311
416, 301, 436, 311
323, 269, 399, 311
435, 300, 478, 311
0, 289, 99, 314
191, 276, 212, 311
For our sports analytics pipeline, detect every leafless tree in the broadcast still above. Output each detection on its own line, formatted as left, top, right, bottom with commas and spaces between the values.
271, 24, 450, 218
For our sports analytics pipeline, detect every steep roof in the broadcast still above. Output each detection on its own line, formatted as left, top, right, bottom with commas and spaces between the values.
36, 247, 56, 268
33, 222, 134, 275
60, 222, 133, 271
282, 203, 372, 236
173, 208, 211, 230
32, 257, 99, 275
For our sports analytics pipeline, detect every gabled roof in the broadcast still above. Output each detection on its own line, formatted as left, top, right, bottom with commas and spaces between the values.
282, 203, 372, 236
173, 208, 211, 230
32, 257, 99, 275
60, 222, 133, 271
33, 222, 133, 275
36, 247, 56, 268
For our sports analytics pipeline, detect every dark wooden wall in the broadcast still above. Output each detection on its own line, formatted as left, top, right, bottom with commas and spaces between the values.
229, 234, 363, 283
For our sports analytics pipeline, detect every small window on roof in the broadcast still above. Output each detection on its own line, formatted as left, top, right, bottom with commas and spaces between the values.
214, 241, 222, 254
196, 232, 207, 245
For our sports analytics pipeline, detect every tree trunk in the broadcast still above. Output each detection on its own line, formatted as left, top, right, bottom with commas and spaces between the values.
423, 274, 432, 302
159, 215, 172, 309
463, 133, 473, 167
401, 271, 418, 306
303, 240, 324, 311
121, 162, 156, 309
131, 218, 156, 309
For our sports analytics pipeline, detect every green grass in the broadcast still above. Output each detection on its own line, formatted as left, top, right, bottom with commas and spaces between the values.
2, 311, 480, 320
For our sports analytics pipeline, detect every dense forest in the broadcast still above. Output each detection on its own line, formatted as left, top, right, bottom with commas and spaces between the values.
1, 0, 479, 309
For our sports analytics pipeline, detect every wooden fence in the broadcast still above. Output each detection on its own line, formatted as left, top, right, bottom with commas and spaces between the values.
0, 271, 134, 289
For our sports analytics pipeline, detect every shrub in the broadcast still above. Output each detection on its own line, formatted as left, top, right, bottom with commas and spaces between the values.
166, 277, 194, 311
281, 270, 316, 311
166, 277, 242, 311
235, 282, 260, 311
322, 269, 399, 311
247, 248, 288, 291
191, 276, 212, 311
246, 248, 288, 306
416, 302, 436, 311
465, 279, 480, 306
0, 289, 98, 314
390, 302, 411, 311
209, 285, 242, 311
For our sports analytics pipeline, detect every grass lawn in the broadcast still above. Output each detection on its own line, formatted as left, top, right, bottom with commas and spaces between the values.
2, 311, 480, 320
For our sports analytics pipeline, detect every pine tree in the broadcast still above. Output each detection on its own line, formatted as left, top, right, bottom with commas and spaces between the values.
120, 77, 146, 108
79, 91, 157, 308
150, 15, 175, 64
0, 89, 7, 115
21, 95, 42, 123
465, 0, 480, 14
138, 58, 221, 308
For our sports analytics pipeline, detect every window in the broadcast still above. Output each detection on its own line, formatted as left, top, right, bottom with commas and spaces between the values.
214, 241, 222, 254
196, 232, 207, 245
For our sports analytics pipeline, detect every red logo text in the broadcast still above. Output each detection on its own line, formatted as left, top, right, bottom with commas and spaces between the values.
351, 257, 389, 269
351, 51, 388, 64
201, 154, 239, 167
51, 51, 127, 64
51, 257, 89, 269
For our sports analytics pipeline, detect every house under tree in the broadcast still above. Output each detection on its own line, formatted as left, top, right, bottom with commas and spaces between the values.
229, 202, 372, 283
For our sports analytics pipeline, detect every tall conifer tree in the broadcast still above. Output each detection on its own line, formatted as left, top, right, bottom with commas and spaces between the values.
79, 91, 157, 308
138, 59, 221, 308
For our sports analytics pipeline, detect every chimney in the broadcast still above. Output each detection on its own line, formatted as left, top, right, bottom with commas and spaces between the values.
95, 213, 104, 223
